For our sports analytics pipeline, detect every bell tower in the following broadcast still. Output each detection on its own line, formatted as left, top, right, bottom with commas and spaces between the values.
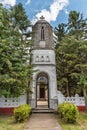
31, 16, 57, 110
32, 16, 54, 49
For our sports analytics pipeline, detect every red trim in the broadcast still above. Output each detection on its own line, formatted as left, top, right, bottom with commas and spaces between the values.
0, 106, 86, 114
0, 108, 14, 115
77, 106, 86, 111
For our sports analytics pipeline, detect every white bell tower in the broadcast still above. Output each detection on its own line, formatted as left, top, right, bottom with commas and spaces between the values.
30, 16, 57, 110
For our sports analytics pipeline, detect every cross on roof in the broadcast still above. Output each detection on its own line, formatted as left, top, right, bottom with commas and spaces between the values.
40, 16, 45, 20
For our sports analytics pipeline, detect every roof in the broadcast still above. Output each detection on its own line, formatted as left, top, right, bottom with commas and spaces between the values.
34, 16, 52, 28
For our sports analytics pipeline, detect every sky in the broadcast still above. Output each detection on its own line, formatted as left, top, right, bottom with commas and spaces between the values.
0, 0, 87, 28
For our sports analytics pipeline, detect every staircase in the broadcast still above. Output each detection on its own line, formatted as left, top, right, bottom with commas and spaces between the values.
32, 104, 55, 113
32, 101, 55, 113
32, 108, 55, 113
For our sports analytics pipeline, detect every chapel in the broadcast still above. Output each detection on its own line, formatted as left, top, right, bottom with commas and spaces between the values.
30, 16, 58, 109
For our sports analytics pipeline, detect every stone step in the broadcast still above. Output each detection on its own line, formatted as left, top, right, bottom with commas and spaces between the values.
32, 108, 55, 113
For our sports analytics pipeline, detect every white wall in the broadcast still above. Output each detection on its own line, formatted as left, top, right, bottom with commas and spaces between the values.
32, 50, 56, 65
31, 65, 57, 109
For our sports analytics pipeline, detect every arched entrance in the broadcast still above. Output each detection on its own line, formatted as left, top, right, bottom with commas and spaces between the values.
36, 72, 49, 108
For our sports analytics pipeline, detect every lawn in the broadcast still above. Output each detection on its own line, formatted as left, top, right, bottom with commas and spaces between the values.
0, 115, 27, 130
58, 112, 87, 130
0, 112, 87, 130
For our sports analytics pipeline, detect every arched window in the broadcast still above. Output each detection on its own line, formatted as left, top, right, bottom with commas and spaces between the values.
35, 56, 39, 62
38, 76, 48, 84
41, 26, 44, 40
46, 56, 50, 62
41, 56, 44, 62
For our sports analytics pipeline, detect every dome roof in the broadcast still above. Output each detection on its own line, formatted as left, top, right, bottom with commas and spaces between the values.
34, 16, 51, 27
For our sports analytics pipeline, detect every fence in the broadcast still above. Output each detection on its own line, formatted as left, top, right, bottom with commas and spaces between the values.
0, 92, 86, 109
57, 91, 85, 106
0, 95, 26, 108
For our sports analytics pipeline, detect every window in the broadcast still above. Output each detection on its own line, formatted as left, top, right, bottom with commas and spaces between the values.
41, 26, 44, 40
41, 56, 44, 62
46, 56, 50, 62
35, 56, 39, 62
38, 76, 48, 84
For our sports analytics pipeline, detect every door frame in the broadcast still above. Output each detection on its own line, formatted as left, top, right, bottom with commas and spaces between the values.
36, 72, 49, 108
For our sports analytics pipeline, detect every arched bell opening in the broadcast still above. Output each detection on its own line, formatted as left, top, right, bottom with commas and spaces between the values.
36, 72, 49, 108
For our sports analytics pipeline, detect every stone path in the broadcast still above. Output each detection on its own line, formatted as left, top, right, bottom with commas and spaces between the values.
24, 113, 62, 130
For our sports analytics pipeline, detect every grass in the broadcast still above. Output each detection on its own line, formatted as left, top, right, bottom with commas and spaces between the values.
0, 115, 27, 130
58, 112, 87, 130
0, 112, 87, 130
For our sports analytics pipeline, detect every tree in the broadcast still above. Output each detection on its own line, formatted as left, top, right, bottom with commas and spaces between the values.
55, 11, 87, 43
0, 4, 33, 98
67, 10, 87, 39
56, 36, 78, 96
54, 23, 66, 42
55, 10, 87, 97
78, 74, 87, 111
10, 3, 30, 32
56, 35, 87, 96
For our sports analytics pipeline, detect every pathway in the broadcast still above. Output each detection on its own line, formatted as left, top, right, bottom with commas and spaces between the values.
24, 113, 62, 130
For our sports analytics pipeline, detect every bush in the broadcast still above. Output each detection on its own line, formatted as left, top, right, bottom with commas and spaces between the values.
58, 102, 79, 123
14, 104, 31, 122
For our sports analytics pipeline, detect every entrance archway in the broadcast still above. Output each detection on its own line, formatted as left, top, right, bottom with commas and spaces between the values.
36, 72, 49, 108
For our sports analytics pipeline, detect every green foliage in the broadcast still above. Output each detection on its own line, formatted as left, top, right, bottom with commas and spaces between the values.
10, 3, 30, 32
67, 10, 86, 39
0, 4, 33, 97
55, 10, 87, 43
55, 10, 87, 106
58, 102, 79, 123
55, 23, 66, 42
78, 74, 87, 90
14, 104, 31, 122
77, 74, 87, 109
56, 35, 87, 96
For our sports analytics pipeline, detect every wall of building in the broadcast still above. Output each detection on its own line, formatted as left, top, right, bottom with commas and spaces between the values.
32, 20, 54, 49
32, 49, 56, 65
30, 65, 57, 109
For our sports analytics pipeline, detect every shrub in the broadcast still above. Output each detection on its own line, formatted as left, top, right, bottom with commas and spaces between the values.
58, 102, 79, 123
14, 104, 31, 122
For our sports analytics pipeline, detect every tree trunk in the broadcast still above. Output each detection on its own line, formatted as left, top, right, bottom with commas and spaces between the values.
26, 81, 30, 104
26, 91, 30, 104
85, 96, 87, 112
83, 89, 87, 112
66, 82, 69, 96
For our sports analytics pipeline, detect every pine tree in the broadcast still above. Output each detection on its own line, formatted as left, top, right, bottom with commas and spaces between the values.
56, 35, 87, 96
67, 10, 87, 39
0, 4, 33, 97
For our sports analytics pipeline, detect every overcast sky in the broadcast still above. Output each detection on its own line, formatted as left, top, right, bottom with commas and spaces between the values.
1, 0, 87, 27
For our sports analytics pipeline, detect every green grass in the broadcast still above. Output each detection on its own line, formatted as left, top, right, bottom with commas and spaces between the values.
58, 112, 87, 130
0, 115, 27, 130
0, 112, 87, 130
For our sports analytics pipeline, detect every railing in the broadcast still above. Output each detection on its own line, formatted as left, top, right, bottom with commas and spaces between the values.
0, 95, 26, 108
64, 96, 85, 106
57, 91, 85, 106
